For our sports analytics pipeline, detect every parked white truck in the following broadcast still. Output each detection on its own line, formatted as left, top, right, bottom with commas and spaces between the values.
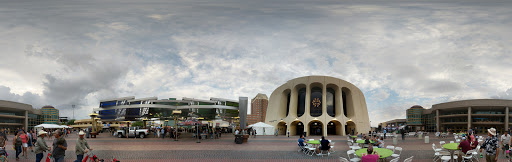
116, 127, 149, 138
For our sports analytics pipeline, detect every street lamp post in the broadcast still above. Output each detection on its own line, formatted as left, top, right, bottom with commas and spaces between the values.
172, 110, 182, 141
72, 104, 75, 120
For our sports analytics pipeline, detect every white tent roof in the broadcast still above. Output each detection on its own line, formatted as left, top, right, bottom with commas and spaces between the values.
248, 122, 274, 128
34, 124, 64, 129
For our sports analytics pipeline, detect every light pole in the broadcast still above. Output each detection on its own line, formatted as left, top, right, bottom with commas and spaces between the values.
172, 110, 182, 141
72, 104, 75, 119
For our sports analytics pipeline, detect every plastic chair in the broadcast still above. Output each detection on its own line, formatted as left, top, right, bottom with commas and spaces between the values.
339, 157, 349, 162
306, 147, 316, 156
389, 157, 400, 162
403, 156, 414, 162
347, 150, 361, 162
317, 149, 330, 157
391, 147, 402, 158
440, 141, 446, 146
441, 155, 458, 162
462, 150, 474, 162
432, 143, 442, 152
386, 145, 395, 152
450, 141, 454, 143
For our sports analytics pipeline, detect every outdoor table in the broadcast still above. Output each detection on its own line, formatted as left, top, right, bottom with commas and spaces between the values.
351, 136, 357, 139
356, 140, 375, 144
442, 143, 459, 162
355, 148, 393, 161
356, 140, 375, 147
306, 140, 321, 148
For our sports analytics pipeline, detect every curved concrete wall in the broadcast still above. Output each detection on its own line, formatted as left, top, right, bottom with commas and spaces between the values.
265, 76, 370, 136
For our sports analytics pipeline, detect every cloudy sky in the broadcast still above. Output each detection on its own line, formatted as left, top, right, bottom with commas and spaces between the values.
1, 0, 511, 126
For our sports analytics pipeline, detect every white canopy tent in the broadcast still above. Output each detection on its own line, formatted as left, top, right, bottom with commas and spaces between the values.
34, 124, 63, 129
34, 124, 69, 132
248, 122, 275, 136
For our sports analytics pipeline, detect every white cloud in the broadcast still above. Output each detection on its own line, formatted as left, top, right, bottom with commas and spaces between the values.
0, 0, 511, 123
148, 13, 173, 20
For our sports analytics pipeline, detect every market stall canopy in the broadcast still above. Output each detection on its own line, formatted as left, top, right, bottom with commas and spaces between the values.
178, 120, 201, 126
247, 122, 275, 135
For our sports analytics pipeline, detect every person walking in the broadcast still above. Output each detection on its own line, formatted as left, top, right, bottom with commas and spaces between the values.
157, 128, 160, 138
501, 131, 510, 158
35, 130, 50, 162
20, 130, 29, 158
52, 130, 67, 162
75, 131, 92, 162
13, 131, 22, 160
383, 129, 387, 139
480, 128, 499, 162
28, 130, 34, 152
287, 130, 289, 138
401, 129, 405, 141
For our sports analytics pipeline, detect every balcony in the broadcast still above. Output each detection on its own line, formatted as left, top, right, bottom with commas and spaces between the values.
440, 122, 467, 125
471, 114, 505, 117
473, 121, 504, 125
0, 114, 25, 119
439, 114, 468, 118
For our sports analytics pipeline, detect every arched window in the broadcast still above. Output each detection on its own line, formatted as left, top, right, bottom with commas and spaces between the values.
327, 88, 335, 117
342, 91, 347, 117
297, 88, 306, 117
310, 87, 322, 117
286, 92, 291, 117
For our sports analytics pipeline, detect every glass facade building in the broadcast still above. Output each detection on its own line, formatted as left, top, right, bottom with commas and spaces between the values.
406, 99, 512, 134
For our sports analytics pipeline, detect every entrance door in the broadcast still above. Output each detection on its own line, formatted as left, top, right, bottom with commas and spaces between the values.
309, 121, 322, 135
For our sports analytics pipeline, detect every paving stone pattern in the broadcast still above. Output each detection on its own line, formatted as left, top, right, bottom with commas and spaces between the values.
2, 133, 510, 161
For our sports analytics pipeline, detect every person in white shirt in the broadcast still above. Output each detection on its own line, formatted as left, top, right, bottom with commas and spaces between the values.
501, 131, 511, 158
235, 129, 240, 135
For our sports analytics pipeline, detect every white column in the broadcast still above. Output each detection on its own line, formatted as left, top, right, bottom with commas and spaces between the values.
436, 110, 440, 132
467, 107, 471, 130
505, 107, 509, 131
24, 110, 28, 131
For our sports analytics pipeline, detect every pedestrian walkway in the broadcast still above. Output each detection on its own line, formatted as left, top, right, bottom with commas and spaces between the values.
1, 133, 508, 161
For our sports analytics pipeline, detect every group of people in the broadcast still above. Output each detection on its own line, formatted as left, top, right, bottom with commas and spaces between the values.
453, 127, 511, 162
297, 135, 332, 154
0, 128, 93, 162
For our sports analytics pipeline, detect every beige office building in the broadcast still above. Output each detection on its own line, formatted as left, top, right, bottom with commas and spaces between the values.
265, 76, 370, 136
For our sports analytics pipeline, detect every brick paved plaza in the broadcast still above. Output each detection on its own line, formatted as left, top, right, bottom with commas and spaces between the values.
2, 133, 511, 162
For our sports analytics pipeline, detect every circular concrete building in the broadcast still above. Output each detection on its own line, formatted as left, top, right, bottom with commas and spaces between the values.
265, 76, 370, 136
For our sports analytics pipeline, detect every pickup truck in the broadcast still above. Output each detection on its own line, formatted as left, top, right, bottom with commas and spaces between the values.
116, 127, 149, 138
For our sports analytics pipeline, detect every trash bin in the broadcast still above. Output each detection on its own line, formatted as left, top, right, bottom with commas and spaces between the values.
418, 134, 422, 139
235, 135, 243, 144
393, 137, 397, 145
424, 136, 429, 143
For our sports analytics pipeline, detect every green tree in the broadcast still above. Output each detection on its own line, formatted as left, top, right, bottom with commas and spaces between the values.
66, 119, 76, 125
131, 121, 144, 127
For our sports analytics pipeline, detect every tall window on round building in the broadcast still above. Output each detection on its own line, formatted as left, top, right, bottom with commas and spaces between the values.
310, 87, 322, 117
327, 88, 335, 117
297, 88, 306, 117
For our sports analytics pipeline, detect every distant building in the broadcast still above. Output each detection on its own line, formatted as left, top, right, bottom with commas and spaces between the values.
41, 105, 60, 124
0, 100, 43, 131
59, 117, 69, 123
406, 99, 512, 134
378, 119, 406, 131
70, 119, 129, 129
265, 76, 371, 136
247, 93, 268, 125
